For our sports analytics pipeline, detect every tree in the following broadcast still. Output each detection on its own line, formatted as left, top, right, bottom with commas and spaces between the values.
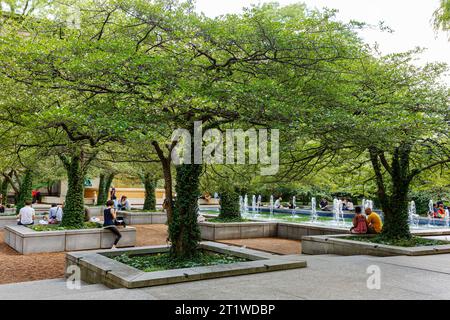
434, 0, 450, 33
284, 52, 450, 240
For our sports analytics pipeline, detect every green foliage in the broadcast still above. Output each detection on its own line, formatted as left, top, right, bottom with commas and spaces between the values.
409, 190, 434, 216
97, 173, 114, 206
346, 235, 450, 247
219, 186, 241, 220
114, 251, 247, 273
61, 155, 86, 228
15, 170, 32, 214
29, 221, 102, 232
434, 0, 450, 32
142, 173, 157, 211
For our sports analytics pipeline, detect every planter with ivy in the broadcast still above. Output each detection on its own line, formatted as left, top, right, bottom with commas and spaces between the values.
65, 242, 307, 288
4, 224, 136, 254
302, 234, 450, 256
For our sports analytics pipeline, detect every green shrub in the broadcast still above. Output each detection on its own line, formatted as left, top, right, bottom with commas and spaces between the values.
219, 188, 240, 220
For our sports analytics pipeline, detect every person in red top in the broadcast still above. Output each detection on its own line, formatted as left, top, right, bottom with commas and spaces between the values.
435, 204, 446, 219
350, 206, 368, 234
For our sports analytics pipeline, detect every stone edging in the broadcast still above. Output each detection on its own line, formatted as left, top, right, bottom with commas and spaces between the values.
301, 234, 450, 256
4, 225, 136, 254
65, 242, 307, 288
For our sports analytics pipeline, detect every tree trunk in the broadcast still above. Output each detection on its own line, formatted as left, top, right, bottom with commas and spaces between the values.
152, 141, 174, 224
142, 173, 156, 211
61, 155, 86, 228
382, 145, 412, 239
15, 170, 33, 214
169, 163, 202, 259
369, 145, 412, 240
1, 177, 8, 205
97, 173, 114, 206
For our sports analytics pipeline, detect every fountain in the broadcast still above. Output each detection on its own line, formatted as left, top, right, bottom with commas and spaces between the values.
291, 196, 297, 217
310, 197, 318, 223
269, 195, 274, 218
252, 195, 257, 217
239, 195, 244, 215
244, 194, 248, 214
408, 200, 419, 228
333, 198, 345, 225
428, 200, 434, 227
257, 195, 262, 211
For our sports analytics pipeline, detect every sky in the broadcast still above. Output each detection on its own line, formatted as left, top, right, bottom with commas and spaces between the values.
195, 0, 450, 83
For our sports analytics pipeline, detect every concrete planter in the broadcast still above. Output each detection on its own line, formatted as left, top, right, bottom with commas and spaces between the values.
65, 242, 307, 289
276, 222, 349, 240
85, 206, 105, 219
199, 221, 278, 240
199, 220, 349, 241
0, 215, 46, 230
301, 234, 450, 256
4, 225, 136, 254
118, 211, 167, 225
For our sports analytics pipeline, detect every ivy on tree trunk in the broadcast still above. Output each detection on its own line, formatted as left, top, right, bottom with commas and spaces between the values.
1, 177, 8, 205
60, 154, 86, 228
97, 172, 114, 206
369, 145, 412, 240
15, 170, 33, 214
142, 173, 157, 211
169, 163, 202, 259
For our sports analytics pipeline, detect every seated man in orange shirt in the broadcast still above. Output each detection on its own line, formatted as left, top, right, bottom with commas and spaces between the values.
365, 208, 383, 234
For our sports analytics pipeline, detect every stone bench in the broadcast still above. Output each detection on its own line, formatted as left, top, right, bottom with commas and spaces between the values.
4, 225, 136, 254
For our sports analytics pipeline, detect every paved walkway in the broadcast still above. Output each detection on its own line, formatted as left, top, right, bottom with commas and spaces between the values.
2, 253, 450, 299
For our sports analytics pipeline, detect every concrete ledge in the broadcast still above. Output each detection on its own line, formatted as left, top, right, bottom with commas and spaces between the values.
276, 222, 349, 240
199, 221, 277, 240
65, 242, 307, 288
301, 234, 450, 256
199, 220, 349, 241
85, 206, 105, 219
0, 215, 46, 230
118, 211, 167, 225
4, 225, 136, 254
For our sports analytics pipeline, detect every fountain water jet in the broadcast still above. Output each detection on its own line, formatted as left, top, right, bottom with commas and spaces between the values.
310, 197, 318, 223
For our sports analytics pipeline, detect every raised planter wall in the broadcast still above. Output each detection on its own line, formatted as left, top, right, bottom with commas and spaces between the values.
199, 221, 349, 241
4, 225, 136, 254
118, 211, 167, 225
199, 221, 278, 240
65, 242, 307, 289
85, 206, 105, 219
0, 215, 46, 230
301, 234, 450, 256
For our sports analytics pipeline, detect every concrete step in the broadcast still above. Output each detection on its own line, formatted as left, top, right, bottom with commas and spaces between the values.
0, 278, 110, 300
